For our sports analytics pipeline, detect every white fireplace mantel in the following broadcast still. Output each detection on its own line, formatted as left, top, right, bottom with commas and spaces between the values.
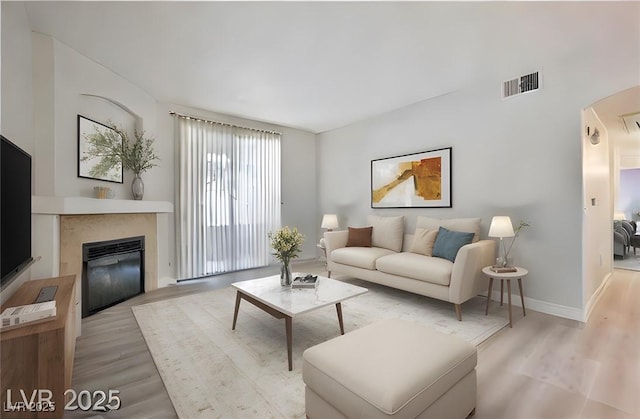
33, 196, 173, 215
32, 196, 174, 337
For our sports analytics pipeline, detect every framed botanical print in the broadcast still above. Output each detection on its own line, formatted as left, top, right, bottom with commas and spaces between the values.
78, 115, 124, 183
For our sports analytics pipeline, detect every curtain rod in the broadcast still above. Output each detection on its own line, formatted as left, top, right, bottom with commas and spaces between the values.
169, 111, 282, 136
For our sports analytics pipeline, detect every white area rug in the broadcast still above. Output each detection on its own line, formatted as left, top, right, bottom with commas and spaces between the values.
132, 278, 508, 418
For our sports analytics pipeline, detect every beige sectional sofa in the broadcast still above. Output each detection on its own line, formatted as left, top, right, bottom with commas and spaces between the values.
324, 216, 496, 320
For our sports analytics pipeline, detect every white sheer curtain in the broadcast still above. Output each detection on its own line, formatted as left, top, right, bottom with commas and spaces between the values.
175, 116, 281, 279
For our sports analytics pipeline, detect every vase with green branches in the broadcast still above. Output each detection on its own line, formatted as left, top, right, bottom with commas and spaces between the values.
81, 122, 159, 200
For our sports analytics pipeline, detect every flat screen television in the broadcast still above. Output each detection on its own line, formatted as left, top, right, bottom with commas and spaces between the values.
1, 134, 33, 288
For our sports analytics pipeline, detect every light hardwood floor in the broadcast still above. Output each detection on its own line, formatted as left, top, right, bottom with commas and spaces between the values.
67, 265, 639, 418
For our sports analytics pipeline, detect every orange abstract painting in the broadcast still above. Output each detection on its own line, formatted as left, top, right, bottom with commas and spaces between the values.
371, 148, 451, 208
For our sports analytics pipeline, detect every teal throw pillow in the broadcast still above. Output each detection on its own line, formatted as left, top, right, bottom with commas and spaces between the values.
432, 227, 474, 262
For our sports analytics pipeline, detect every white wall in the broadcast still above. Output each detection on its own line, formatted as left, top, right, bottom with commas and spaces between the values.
32, 34, 164, 200
28, 34, 175, 283
317, 20, 640, 320
30, 35, 318, 279
1, 3, 35, 302
4, 20, 317, 284
582, 107, 612, 317
1, 3, 33, 153
5, 2, 638, 310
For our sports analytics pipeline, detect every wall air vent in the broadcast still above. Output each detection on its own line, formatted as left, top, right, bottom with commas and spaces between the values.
502, 71, 540, 99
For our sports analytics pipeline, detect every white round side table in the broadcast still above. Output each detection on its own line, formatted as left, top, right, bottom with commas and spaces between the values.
482, 266, 529, 328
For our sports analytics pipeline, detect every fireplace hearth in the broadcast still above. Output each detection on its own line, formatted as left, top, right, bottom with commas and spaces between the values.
82, 236, 145, 317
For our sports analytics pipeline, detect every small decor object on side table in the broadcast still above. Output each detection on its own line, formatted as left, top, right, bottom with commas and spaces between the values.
490, 265, 517, 273
292, 274, 318, 289
269, 226, 305, 287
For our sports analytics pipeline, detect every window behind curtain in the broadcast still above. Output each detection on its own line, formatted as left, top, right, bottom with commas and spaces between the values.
175, 117, 281, 279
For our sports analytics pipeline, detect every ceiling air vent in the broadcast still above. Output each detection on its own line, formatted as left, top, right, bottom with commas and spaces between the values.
502, 71, 540, 99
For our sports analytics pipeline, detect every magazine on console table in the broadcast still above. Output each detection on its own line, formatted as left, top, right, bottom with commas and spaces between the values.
292, 274, 319, 289
0, 300, 57, 330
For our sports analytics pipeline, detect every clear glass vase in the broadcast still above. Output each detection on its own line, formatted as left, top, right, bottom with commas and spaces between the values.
131, 173, 144, 200
280, 261, 292, 287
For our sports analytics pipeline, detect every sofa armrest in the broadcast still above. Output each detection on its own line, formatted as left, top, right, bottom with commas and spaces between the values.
449, 240, 496, 304
324, 230, 349, 265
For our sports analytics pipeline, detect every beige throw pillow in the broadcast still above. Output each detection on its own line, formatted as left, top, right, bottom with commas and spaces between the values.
409, 228, 438, 256
416, 216, 481, 243
367, 215, 404, 252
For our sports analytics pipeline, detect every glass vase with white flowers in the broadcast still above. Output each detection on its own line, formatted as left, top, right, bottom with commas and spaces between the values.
268, 226, 304, 287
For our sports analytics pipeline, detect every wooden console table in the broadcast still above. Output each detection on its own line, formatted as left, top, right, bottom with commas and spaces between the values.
1, 275, 77, 418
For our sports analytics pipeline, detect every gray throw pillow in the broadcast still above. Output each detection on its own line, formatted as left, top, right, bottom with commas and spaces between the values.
432, 227, 474, 262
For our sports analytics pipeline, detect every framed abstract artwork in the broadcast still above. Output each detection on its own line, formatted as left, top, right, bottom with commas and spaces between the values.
77, 115, 124, 183
371, 147, 452, 208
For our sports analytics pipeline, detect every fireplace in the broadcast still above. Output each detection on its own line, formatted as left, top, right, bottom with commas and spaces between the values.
82, 236, 145, 317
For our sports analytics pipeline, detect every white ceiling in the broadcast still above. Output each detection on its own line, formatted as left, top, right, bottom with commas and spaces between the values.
20, 1, 640, 137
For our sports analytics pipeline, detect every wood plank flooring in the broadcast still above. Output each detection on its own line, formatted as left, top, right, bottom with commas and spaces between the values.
67, 265, 639, 418
475, 268, 640, 419
67, 264, 280, 418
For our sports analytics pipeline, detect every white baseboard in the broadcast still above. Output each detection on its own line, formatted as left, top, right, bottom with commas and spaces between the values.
584, 272, 612, 323
487, 290, 584, 322
158, 277, 178, 288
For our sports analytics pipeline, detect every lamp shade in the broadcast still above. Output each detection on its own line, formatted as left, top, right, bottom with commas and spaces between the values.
613, 211, 626, 221
488, 216, 515, 238
321, 214, 339, 230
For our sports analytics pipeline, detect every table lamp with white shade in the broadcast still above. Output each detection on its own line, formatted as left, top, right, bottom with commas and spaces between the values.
319, 214, 339, 247
488, 216, 515, 268
321, 214, 339, 231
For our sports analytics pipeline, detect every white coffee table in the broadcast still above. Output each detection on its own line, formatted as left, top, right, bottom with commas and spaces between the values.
231, 275, 367, 370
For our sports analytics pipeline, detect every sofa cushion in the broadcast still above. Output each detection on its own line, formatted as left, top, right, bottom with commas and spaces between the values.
331, 247, 397, 270
367, 215, 404, 252
346, 226, 373, 247
376, 252, 453, 285
409, 228, 438, 256
416, 216, 481, 243
432, 227, 474, 262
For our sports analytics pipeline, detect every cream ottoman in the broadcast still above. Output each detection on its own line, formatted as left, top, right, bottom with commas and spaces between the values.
302, 319, 477, 419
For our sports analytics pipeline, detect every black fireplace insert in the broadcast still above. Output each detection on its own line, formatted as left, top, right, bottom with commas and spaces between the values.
82, 236, 145, 317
